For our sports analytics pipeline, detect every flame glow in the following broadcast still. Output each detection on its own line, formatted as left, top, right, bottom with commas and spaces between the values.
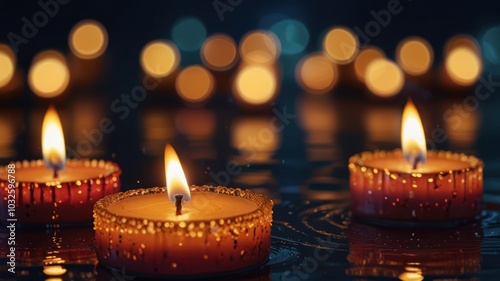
401, 99, 427, 168
42, 106, 66, 172
164, 144, 191, 202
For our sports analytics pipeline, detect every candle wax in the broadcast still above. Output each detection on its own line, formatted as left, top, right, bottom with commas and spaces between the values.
363, 155, 469, 174
108, 192, 258, 221
6, 164, 111, 183
0, 160, 121, 223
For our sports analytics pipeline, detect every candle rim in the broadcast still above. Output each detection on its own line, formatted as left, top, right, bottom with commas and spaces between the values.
349, 149, 483, 176
0, 158, 121, 185
94, 185, 273, 227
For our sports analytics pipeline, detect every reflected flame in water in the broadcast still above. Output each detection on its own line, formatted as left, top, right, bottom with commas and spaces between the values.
365, 107, 400, 145
0, 113, 16, 158
441, 101, 479, 149
347, 221, 482, 278
231, 117, 280, 164
43, 265, 67, 276
141, 109, 175, 155
297, 94, 337, 149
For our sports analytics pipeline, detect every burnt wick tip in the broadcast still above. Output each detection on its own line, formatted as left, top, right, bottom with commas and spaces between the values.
175, 195, 183, 216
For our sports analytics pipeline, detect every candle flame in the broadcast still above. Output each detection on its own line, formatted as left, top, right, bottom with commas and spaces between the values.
165, 144, 191, 202
401, 99, 427, 169
42, 105, 66, 172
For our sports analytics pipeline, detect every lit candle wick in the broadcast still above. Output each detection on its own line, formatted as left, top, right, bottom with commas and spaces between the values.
175, 194, 183, 216
407, 153, 425, 170
53, 167, 59, 179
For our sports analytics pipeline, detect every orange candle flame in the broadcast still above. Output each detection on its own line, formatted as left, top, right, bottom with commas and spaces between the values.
401, 99, 427, 169
164, 144, 191, 202
42, 105, 66, 174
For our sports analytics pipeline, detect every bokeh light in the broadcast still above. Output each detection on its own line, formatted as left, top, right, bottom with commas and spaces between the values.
270, 19, 309, 55
323, 27, 358, 64
239, 30, 281, 65
354, 46, 385, 82
234, 64, 277, 105
0, 44, 15, 88
296, 53, 338, 94
481, 26, 500, 66
28, 50, 70, 98
365, 58, 404, 97
140, 40, 180, 78
445, 34, 481, 56
69, 19, 108, 59
172, 17, 207, 52
445, 46, 482, 86
176, 65, 215, 105
396, 37, 433, 76
201, 34, 237, 71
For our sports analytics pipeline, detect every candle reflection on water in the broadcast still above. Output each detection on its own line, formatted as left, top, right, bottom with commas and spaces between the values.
297, 94, 338, 161
231, 116, 280, 165
346, 221, 482, 279
364, 106, 400, 148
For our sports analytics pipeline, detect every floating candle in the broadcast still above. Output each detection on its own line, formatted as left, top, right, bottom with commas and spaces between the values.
0, 106, 121, 224
349, 100, 483, 224
93, 145, 273, 277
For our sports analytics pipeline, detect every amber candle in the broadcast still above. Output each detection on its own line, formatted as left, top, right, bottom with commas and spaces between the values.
349, 100, 483, 224
93, 145, 273, 277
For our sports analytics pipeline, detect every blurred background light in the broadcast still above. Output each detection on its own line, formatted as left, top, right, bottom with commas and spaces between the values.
0, 44, 15, 89
354, 46, 385, 82
201, 34, 237, 71
140, 40, 180, 78
175, 108, 216, 141
445, 46, 482, 86
69, 19, 108, 59
481, 26, 500, 74
270, 19, 309, 55
365, 58, 404, 97
234, 64, 277, 105
296, 53, 338, 94
28, 50, 70, 98
396, 37, 433, 76
323, 27, 358, 64
445, 34, 481, 56
176, 65, 215, 106
482, 26, 500, 64
172, 16, 207, 52
239, 30, 281, 65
